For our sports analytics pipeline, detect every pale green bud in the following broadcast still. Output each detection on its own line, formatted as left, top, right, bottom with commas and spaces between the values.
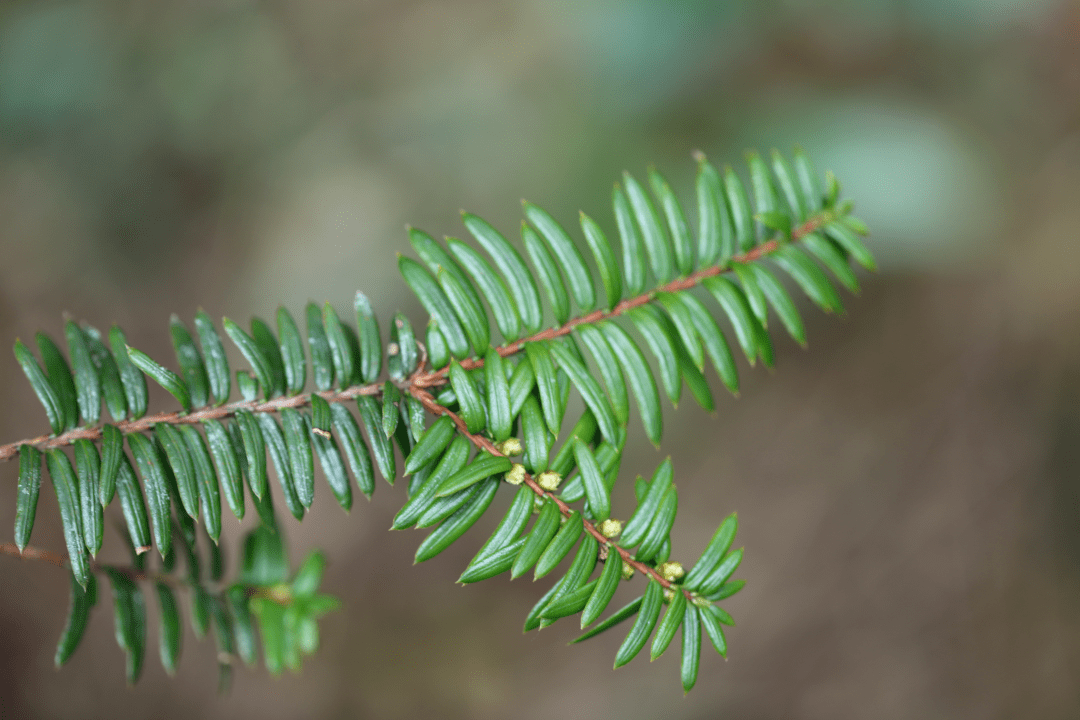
657, 561, 684, 582
597, 518, 623, 539
505, 463, 526, 485
536, 471, 562, 492
496, 438, 523, 456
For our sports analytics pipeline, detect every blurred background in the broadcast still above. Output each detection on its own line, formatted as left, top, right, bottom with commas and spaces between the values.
1, 0, 1079, 717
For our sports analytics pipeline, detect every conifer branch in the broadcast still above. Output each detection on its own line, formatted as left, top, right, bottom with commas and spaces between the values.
0, 211, 829, 462
0, 147, 872, 688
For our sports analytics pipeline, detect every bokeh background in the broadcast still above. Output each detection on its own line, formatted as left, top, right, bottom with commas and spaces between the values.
2, 1, 1079, 718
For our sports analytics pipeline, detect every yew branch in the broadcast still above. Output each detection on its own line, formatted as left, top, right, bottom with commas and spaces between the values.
0, 211, 827, 466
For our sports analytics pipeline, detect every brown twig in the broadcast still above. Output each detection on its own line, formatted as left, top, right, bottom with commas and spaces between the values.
1, 542, 181, 586
0, 384, 383, 462
1, 542, 66, 567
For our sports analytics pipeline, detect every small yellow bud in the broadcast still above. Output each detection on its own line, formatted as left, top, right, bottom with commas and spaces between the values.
690, 595, 712, 609
267, 583, 292, 604
657, 561, 685, 583
533, 494, 545, 513
621, 561, 635, 580
536, 471, 562, 492
597, 518, 623, 539
496, 437, 523, 456
505, 463, 526, 485
662, 588, 676, 604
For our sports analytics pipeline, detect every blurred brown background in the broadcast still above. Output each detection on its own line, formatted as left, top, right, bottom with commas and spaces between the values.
2, 1, 1080, 718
